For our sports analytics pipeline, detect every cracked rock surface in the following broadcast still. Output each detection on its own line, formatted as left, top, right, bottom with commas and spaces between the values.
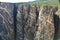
0, 3, 14, 40
0, 3, 59, 40
17, 4, 58, 40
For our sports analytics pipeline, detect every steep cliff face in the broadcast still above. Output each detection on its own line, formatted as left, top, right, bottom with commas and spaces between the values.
0, 3, 14, 40
17, 4, 39, 40
0, 3, 60, 40
17, 4, 58, 40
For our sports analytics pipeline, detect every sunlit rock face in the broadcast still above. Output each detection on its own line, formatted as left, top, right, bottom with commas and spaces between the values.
17, 4, 58, 40
0, 3, 14, 40
35, 6, 55, 40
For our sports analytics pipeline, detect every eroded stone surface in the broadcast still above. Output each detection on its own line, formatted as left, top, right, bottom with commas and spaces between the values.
17, 4, 57, 40
35, 6, 55, 40
0, 3, 59, 40
0, 3, 14, 40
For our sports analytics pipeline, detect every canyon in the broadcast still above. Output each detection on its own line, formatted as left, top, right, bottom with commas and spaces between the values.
0, 2, 60, 40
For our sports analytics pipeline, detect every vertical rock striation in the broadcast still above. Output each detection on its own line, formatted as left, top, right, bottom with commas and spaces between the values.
35, 6, 55, 40
0, 3, 14, 40
17, 4, 58, 40
17, 4, 40, 40
0, 3, 58, 40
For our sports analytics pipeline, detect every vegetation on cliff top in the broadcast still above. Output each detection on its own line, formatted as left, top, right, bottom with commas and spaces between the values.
19, 0, 60, 7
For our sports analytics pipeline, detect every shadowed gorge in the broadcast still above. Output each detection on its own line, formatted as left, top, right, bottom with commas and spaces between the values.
13, 4, 17, 40
54, 14, 59, 40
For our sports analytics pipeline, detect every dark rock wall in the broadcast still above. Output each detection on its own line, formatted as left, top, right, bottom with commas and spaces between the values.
0, 3, 14, 40
0, 3, 59, 40
54, 9, 60, 40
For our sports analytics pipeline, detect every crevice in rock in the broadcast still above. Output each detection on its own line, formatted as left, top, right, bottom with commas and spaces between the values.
13, 4, 17, 40
54, 14, 59, 40
35, 5, 39, 32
